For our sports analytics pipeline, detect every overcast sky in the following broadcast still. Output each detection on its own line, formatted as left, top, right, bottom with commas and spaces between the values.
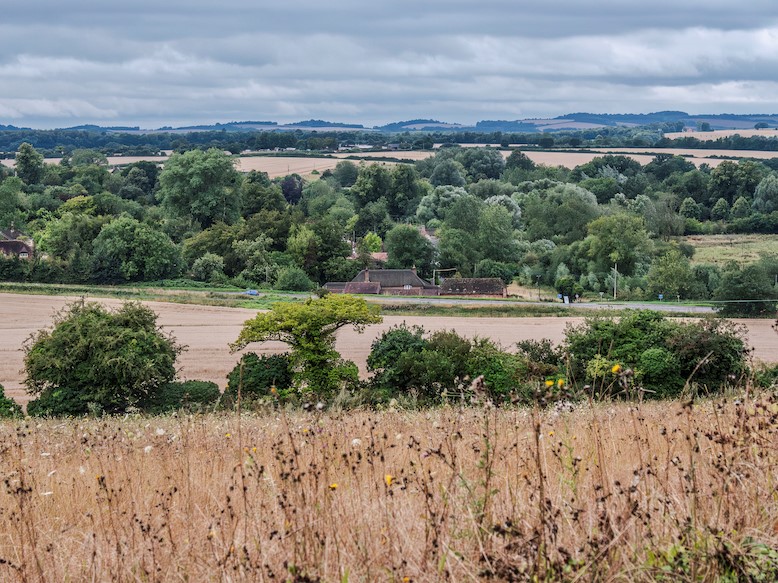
2, 1, 778, 129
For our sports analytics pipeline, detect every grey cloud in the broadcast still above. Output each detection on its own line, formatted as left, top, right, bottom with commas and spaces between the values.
2, 1, 778, 128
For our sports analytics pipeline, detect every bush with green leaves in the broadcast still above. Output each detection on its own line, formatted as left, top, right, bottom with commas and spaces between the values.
274, 266, 316, 291
141, 380, 221, 414
368, 324, 526, 404
564, 310, 747, 398
24, 301, 183, 416
0, 384, 23, 419
225, 352, 293, 402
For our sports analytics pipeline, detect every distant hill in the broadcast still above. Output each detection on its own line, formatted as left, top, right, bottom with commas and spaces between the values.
4, 112, 778, 135
284, 120, 364, 129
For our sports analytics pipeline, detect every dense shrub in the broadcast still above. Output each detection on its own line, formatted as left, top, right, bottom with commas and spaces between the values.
274, 266, 316, 291
141, 380, 221, 414
225, 352, 293, 401
564, 310, 747, 397
368, 325, 528, 404
0, 384, 23, 419
24, 301, 183, 416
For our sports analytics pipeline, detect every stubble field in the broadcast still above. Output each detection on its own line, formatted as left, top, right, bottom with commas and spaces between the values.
2, 293, 777, 408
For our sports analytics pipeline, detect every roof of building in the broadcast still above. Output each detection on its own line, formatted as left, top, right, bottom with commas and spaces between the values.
352, 269, 438, 289
0, 240, 33, 255
439, 278, 506, 295
344, 282, 382, 294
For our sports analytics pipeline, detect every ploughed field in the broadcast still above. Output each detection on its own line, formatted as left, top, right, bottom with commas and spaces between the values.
1, 293, 777, 407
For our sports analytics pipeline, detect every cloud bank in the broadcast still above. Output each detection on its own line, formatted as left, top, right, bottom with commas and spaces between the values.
2, 1, 777, 128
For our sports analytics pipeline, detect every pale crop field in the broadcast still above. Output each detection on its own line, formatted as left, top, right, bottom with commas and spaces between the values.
682, 234, 778, 267
0, 397, 776, 581
664, 129, 778, 141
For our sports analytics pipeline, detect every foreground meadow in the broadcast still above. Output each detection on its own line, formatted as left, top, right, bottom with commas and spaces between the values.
1, 397, 776, 581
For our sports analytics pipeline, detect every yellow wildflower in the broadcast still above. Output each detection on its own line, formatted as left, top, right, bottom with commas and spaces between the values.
385, 474, 393, 487
612, 364, 622, 374
544, 379, 554, 387
557, 378, 565, 388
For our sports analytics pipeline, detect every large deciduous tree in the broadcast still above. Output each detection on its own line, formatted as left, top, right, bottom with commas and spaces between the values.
91, 216, 182, 282
157, 148, 241, 228
232, 295, 382, 396
24, 301, 183, 416
15, 142, 45, 185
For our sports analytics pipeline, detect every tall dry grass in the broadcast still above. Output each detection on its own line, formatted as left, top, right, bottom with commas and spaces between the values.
1, 395, 776, 581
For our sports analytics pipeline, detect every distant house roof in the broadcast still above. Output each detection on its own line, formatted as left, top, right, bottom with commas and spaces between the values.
352, 269, 438, 289
0, 239, 33, 258
344, 282, 382, 294
0, 227, 26, 241
440, 278, 507, 296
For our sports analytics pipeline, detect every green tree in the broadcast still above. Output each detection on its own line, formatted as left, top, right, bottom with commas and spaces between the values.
714, 263, 778, 317
157, 148, 241, 228
0, 176, 25, 228
385, 224, 436, 277
646, 249, 695, 299
91, 216, 182, 282
710, 198, 730, 221
332, 161, 359, 187
505, 149, 535, 172
520, 182, 599, 244
752, 173, 778, 214
351, 164, 392, 207
232, 295, 382, 396
15, 142, 45, 185
0, 384, 23, 418
191, 252, 225, 282
24, 301, 183, 415
586, 213, 652, 276
429, 159, 466, 187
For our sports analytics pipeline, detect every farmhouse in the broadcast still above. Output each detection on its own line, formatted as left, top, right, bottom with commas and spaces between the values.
324, 269, 441, 296
0, 228, 34, 260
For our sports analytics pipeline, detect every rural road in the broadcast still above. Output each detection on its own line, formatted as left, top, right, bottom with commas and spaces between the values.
1, 293, 773, 408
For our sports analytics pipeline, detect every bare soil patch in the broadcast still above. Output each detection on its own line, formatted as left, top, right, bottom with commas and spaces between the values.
2, 293, 776, 406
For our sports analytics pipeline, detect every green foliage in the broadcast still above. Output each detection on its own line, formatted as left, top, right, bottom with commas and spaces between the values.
714, 261, 778, 317
368, 325, 526, 404
141, 380, 221, 414
0, 383, 23, 419
91, 216, 183, 283
586, 213, 652, 275
157, 148, 241, 228
191, 252, 225, 282
15, 142, 45, 185
564, 310, 747, 397
646, 248, 695, 299
384, 224, 436, 277
225, 352, 293, 401
24, 301, 183, 416
232, 294, 382, 397
274, 266, 316, 291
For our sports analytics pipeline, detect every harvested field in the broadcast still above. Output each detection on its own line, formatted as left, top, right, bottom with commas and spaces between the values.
235, 156, 374, 178
1, 293, 777, 407
589, 146, 778, 161
664, 128, 778, 140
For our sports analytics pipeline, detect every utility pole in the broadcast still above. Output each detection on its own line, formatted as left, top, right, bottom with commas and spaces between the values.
613, 262, 618, 300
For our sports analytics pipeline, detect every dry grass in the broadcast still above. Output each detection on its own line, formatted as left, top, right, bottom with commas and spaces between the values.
1, 394, 776, 581
682, 234, 778, 267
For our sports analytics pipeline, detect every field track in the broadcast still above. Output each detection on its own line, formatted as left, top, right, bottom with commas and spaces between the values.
1, 293, 776, 406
